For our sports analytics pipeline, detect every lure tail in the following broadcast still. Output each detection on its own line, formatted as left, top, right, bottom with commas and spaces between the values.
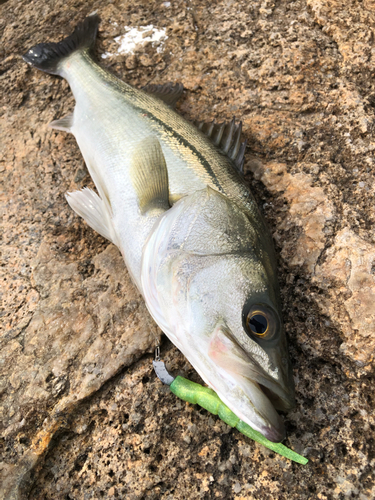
170, 376, 308, 465
153, 360, 308, 465
22, 13, 99, 75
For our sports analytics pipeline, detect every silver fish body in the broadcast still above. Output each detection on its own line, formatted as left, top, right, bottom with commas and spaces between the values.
63, 50, 275, 289
23, 14, 295, 442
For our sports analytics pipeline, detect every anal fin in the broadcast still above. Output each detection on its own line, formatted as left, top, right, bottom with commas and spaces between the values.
66, 187, 118, 246
49, 113, 74, 132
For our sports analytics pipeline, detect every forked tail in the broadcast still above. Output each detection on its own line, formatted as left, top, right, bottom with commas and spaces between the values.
23, 13, 99, 76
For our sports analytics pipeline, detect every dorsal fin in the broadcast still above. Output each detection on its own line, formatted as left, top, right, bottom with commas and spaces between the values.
196, 117, 247, 174
143, 82, 184, 108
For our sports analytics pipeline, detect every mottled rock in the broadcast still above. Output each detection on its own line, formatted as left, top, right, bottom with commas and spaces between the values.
249, 158, 375, 368
1, 0, 375, 499
249, 160, 335, 273
314, 228, 375, 366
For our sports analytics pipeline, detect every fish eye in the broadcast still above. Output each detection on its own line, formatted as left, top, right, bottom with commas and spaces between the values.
246, 311, 269, 336
243, 304, 278, 340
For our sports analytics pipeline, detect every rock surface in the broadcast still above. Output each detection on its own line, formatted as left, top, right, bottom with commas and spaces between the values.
1, 0, 375, 498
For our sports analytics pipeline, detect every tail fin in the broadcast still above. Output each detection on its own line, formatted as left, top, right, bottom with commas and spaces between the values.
23, 13, 100, 75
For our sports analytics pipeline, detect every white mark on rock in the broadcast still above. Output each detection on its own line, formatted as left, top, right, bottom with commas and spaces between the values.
101, 25, 168, 59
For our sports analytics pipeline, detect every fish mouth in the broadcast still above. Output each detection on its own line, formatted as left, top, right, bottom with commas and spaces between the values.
208, 322, 295, 443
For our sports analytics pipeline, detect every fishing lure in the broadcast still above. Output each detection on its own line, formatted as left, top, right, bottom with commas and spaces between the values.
153, 350, 308, 465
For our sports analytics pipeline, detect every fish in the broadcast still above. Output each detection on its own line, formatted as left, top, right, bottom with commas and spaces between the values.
23, 14, 295, 442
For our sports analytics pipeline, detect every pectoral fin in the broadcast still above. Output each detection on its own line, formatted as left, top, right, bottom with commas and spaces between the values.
130, 137, 170, 215
65, 187, 119, 246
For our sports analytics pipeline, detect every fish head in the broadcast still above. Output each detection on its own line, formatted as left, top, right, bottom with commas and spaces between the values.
142, 187, 295, 442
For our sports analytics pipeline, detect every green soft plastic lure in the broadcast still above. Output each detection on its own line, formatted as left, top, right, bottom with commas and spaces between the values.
153, 358, 308, 465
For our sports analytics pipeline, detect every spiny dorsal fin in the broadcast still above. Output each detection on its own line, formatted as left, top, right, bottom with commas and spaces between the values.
143, 82, 184, 108
49, 113, 74, 132
196, 117, 247, 174
130, 136, 170, 214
